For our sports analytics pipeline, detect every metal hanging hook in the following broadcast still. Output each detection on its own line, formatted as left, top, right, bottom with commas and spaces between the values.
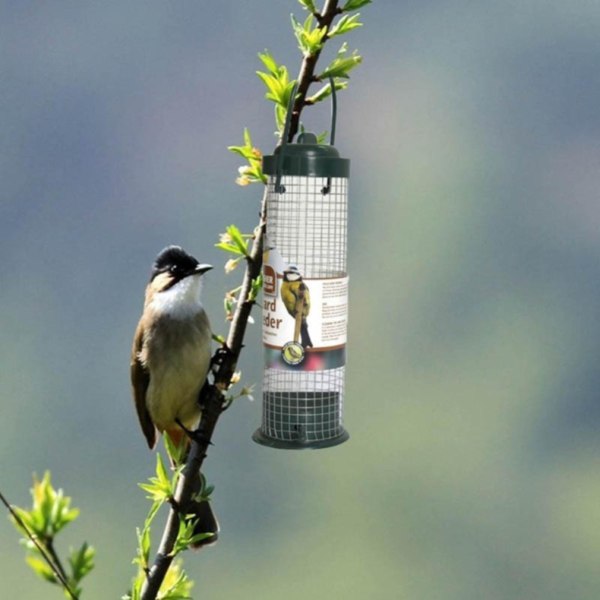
321, 75, 338, 195
275, 77, 339, 195
329, 75, 337, 146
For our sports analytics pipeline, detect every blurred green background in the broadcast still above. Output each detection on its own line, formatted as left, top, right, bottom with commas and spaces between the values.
2, 1, 600, 598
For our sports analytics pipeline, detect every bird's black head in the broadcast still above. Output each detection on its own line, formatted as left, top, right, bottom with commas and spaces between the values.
151, 246, 212, 283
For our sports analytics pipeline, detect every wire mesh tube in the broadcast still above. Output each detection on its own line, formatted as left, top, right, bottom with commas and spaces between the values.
267, 176, 347, 278
254, 174, 350, 449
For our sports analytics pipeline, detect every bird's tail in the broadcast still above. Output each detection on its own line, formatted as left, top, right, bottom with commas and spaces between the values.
163, 431, 219, 549
188, 496, 219, 549
300, 319, 313, 348
186, 468, 219, 549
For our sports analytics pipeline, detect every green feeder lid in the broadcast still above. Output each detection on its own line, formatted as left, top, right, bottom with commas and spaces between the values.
263, 132, 350, 178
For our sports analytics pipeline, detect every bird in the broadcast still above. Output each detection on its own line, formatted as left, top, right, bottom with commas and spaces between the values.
280, 266, 313, 348
130, 245, 218, 547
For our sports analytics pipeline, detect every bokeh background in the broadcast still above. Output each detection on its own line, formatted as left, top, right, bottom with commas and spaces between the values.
2, 1, 600, 598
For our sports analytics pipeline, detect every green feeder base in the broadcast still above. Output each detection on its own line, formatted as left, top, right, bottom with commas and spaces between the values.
253, 390, 349, 450
252, 427, 349, 450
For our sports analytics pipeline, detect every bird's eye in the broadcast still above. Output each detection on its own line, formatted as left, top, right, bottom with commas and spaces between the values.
169, 265, 180, 274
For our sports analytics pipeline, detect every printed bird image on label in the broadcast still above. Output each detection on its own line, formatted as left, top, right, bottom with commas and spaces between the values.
263, 244, 348, 371
281, 341, 305, 365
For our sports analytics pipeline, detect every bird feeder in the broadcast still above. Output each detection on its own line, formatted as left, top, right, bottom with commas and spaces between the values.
253, 84, 350, 449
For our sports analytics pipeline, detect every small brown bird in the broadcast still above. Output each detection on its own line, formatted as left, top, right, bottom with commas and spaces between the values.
130, 245, 218, 547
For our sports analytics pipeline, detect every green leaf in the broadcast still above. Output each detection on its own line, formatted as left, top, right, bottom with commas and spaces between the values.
195, 474, 215, 502
138, 454, 174, 502
226, 225, 249, 256
254, 53, 297, 136
306, 79, 348, 104
138, 482, 161, 500
316, 131, 329, 144
10, 506, 35, 537
291, 13, 327, 55
227, 145, 254, 160
290, 13, 305, 51
298, 0, 317, 12
228, 128, 268, 186
256, 71, 292, 106
256, 71, 278, 102
201, 484, 215, 499
212, 333, 226, 345
156, 453, 171, 490
319, 50, 362, 79
228, 137, 262, 162
68, 542, 95, 584
126, 568, 145, 600
25, 555, 58, 584
224, 295, 234, 319
172, 518, 196, 555
54, 495, 79, 532
17, 472, 81, 539
248, 273, 263, 302
145, 500, 162, 529
257, 50, 279, 74
163, 431, 186, 466
171, 510, 217, 555
341, 0, 372, 10
275, 104, 287, 134
215, 242, 243, 255
243, 126, 252, 147
135, 526, 151, 568
328, 13, 363, 38
157, 560, 193, 599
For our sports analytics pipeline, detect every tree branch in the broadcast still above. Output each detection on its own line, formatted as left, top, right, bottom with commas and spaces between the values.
288, 0, 341, 142
140, 3, 342, 598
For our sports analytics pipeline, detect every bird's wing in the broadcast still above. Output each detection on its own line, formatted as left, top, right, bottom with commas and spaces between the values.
280, 281, 297, 316
130, 322, 157, 449
300, 282, 310, 314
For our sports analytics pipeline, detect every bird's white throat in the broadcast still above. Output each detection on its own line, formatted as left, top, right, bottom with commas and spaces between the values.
151, 274, 204, 318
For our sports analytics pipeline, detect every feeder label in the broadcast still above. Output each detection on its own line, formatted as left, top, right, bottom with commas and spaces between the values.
263, 247, 348, 371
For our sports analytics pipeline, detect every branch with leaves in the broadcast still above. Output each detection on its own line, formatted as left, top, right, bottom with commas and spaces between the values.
137, 2, 367, 598
232, 0, 368, 152
1, 473, 94, 600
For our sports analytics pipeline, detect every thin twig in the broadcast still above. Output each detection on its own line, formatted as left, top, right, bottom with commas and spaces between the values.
47, 539, 70, 587
0, 489, 78, 600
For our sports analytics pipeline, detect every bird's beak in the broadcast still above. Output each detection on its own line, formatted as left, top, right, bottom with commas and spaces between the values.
194, 264, 213, 275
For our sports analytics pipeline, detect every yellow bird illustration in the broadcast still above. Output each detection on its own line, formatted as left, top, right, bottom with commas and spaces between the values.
280, 266, 313, 348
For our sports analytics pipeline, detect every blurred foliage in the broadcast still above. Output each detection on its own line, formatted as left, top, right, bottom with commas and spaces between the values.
2, 0, 600, 599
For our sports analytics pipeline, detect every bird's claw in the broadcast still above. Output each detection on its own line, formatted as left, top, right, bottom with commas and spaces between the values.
210, 345, 233, 374
175, 418, 214, 447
